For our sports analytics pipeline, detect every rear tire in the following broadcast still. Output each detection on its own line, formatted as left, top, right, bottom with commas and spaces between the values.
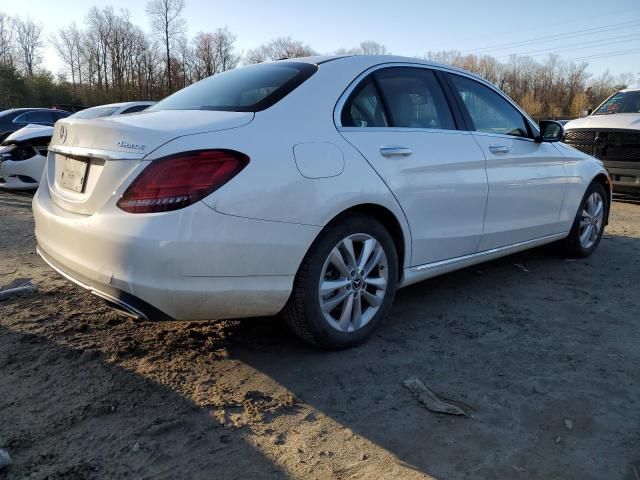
284, 214, 398, 349
562, 182, 608, 258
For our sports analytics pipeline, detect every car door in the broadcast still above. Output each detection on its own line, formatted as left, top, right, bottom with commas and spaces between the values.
445, 73, 567, 250
338, 66, 488, 266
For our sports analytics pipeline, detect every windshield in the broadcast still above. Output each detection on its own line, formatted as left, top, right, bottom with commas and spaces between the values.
593, 90, 640, 115
149, 62, 318, 112
71, 106, 120, 119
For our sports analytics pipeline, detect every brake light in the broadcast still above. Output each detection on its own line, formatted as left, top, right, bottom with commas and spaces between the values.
117, 150, 249, 213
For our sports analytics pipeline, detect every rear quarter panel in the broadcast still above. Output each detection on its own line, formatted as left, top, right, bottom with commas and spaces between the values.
149, 60, 413, 267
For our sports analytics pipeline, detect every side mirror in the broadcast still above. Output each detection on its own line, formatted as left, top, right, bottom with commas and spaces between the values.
536, 120, 564, 143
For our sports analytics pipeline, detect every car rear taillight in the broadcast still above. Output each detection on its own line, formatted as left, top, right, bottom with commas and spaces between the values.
117, 149, 249, 213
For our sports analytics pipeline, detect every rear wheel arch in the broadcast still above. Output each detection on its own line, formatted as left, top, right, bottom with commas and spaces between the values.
318, 203, 408, 280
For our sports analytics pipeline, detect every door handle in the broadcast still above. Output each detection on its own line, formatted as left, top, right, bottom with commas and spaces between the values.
488, 144, 510, 154
380, 146, 413, 157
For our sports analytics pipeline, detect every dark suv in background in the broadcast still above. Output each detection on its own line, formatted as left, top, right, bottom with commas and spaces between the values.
0, 108, 70, 142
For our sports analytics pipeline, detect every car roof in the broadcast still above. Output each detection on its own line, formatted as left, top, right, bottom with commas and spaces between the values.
86, 101, 156, 109
286, 54, 487, 83
1, 107, 62, 114
619, 87, 640, 93
0, 107, 69, 119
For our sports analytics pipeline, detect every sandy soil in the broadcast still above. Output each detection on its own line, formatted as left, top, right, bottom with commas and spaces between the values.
0, 189, 639, 480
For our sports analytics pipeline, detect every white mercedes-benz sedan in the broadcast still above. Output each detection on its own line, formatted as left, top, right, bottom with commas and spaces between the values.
33, 55, 611, 348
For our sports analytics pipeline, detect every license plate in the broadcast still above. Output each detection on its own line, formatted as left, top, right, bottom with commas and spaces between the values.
61, 157, 89, 193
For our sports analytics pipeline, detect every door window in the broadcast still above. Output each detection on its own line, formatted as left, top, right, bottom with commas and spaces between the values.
14, 111, 54, 124
341, 77, 389, 127
121, 104, 150, 114
374, 68, 455, 130
449, 74, 529, 138
52, 110, 70, 120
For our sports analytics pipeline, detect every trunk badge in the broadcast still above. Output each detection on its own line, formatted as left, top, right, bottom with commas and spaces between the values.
116, 141, 146, 151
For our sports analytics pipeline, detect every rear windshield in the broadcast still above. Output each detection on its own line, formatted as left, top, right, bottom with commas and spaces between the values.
149, 62, 318, 113
594, 90, 640, 115
71, 106, 119, 119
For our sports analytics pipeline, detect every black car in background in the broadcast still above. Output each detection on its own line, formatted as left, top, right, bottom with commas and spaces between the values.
0, 108, 70, 142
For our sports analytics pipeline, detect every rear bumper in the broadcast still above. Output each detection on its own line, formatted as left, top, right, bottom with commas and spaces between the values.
604, 161, 640, 194
33, 184, 321, 320
38, 245, 174, 320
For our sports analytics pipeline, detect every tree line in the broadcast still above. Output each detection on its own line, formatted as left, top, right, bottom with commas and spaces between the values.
0, 2, 635, 117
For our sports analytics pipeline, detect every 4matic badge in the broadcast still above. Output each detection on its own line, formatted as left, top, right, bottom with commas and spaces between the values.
117, 141, 146, 151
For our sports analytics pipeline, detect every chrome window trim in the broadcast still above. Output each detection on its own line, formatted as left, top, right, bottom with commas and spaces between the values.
334, 61, 540, 136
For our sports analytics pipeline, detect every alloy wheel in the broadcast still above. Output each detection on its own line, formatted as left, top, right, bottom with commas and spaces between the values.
318, 233, 389, 333
579, 191, 604, 249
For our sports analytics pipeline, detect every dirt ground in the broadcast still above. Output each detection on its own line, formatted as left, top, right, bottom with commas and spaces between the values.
0, 189, 639, 480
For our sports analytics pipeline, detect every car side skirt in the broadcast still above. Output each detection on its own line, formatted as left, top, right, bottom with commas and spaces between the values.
400, 232, 569, 288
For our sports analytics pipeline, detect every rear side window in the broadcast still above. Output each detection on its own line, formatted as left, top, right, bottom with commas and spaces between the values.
150, 62, 318, 113
449, 74, 529, 138
121, 104, 150, 114
341, 77, 389, 127
374, 68, 455, 130
341, 67, 455, 130
71, 106, 120, 119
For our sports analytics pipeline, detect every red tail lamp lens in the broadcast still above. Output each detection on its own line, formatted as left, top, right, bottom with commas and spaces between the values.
117, 150, 249, 213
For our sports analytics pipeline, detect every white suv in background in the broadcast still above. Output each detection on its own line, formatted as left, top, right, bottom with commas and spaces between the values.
563, 88, 640, 195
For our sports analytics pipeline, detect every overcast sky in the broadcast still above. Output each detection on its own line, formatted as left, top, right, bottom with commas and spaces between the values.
1, 0, 639, 82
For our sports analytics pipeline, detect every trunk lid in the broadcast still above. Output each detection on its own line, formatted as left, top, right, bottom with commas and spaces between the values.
46, 110, 253, 215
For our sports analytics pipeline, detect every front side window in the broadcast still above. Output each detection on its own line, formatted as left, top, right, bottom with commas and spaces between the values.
341, 77, 389, 127
150, 62, 317, 113
374, 68, 455, 130
52, 111, 69, 120
594, 90, 640, 115
449, 74, 529, 138
15, 111, 53, 124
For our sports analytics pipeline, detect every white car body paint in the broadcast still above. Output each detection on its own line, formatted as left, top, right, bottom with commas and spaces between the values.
293, 142, 344, 179
0, 124, 52, 189
33, 55, 610, 321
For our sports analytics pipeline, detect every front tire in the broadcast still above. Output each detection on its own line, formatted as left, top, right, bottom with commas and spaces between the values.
562, 182, 608, 258
284, 215, 398, 349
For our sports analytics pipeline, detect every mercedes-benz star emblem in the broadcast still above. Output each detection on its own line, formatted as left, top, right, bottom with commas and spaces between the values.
59, 125, 67, 143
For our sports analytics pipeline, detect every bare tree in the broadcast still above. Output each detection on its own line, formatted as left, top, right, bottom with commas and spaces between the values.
146, 0, 185, 92
14, 16, 43, 77
193, 27, 240, 79
245, 36, 316, 64
52, 23, 83, 87
0, 12, 16, 66
212, 27, 240, 72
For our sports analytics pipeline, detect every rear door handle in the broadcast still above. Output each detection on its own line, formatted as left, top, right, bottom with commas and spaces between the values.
380, 146, 413, 157
488, 144, 510, 154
